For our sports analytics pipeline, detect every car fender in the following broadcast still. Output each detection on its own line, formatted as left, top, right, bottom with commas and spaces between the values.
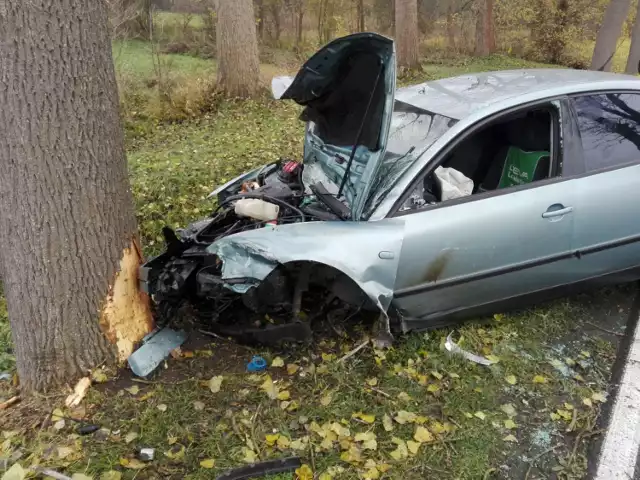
207, 219, 406, 313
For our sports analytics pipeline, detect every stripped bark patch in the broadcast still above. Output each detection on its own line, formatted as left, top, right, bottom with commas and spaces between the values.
100, 238, 154, 361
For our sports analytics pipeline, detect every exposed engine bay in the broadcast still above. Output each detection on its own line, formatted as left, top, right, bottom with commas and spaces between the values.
140, 159, 376, 345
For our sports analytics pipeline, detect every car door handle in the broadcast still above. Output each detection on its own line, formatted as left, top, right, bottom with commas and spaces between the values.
542, 204, 573, 218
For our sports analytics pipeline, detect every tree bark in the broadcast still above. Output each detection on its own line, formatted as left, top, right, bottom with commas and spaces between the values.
255, 0, 265, 41
0, 0, 153, 392
475, 0, 495, 56
395, 0, 420, 68
626, 0, 640, 73
357, 0, 365, 31
296, 0, 305, 47
217, 0, 261, 97
591, 0, 632, 71
446, 3, 456, 50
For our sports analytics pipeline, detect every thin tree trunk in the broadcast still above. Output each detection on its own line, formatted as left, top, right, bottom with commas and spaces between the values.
271, 4, 282, 42
357, 0, 365, 31
396, 0, 420, 68
256, 0, 265, 41
475, 0, 495, 55
296, 1, 304, 47
626, 0, 640, 73
446, 3, 456, 50
591, 0, 632, 71
217, 0, 261, 97
0, 0, 153, 392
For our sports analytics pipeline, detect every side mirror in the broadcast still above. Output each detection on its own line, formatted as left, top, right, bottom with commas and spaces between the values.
271, 76, 294, 99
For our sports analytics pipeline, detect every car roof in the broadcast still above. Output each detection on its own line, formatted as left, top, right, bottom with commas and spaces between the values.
395, 68, 640, 120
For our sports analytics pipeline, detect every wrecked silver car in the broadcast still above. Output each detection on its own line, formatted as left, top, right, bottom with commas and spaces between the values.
140, 32, 640, 344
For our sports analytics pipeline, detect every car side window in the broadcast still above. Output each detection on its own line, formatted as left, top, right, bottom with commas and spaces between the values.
571, 93, 640, 172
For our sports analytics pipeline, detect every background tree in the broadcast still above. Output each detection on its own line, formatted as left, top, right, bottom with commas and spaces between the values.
591, 0, 632, 71
626, 1, 640, 73
396, 0, 420, 68
0, 0, 154, 392
217, 0, 261, 97
475, 0, 496, 55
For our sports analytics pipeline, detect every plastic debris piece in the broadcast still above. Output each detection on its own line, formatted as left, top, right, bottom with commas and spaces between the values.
444, 333, 496, 366
216, 456, 302, 480
0, 372, 11, 381
77, 424, 100, 435
138, 448, 155, 462
128, 327, 187, 377
247, 355, 267, 372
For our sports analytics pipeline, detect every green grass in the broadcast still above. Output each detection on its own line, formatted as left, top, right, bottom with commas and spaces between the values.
0, 44, 623, 480
113, 39, 214, 81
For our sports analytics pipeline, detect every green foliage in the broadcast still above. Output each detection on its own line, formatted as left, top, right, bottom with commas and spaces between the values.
0, 295, 13, 372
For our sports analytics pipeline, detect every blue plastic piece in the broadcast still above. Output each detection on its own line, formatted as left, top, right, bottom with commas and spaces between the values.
247, 355, 267, 372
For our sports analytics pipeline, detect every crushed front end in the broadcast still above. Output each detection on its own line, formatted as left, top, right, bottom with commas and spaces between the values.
138, 159, 355, 344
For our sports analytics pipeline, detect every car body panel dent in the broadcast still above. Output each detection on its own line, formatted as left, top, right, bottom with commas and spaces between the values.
207, 219, 406, 312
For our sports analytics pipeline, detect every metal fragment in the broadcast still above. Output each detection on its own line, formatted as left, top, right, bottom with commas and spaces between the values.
444, 333, 496, 366
128, 327, 187, 377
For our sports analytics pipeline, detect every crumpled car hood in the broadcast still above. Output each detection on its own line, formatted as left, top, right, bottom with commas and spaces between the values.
277, 33, 396, 220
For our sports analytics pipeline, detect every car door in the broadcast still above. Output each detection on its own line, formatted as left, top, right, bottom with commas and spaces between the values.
391, 105, 580, 328
566, 93, 640, 282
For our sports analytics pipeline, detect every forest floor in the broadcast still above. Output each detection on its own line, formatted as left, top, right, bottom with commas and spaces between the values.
0, 41, 638, 479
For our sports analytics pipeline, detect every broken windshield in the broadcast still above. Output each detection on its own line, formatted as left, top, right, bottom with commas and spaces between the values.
363, 102, 457, 218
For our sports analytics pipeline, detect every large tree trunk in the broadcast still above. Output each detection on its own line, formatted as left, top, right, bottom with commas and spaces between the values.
0, 0, 154, 393
217, 0, 261, 97
475, 0, 495, 56
591, 0, 632, 71
626, 0, 640, 73
395, 0, 420, 68
296, 0, 305, 47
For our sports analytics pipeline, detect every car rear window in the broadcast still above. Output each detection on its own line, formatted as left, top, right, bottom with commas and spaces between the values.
572, 93, 640, 172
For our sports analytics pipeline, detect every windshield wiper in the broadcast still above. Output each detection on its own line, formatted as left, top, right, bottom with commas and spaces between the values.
337, 61, 384, 198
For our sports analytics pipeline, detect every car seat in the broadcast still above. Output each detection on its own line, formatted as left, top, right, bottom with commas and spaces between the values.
477, 112, 551, 192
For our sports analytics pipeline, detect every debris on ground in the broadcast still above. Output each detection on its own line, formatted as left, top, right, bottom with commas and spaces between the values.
65, 377, 91, 407
138, 448, 155, 462
444, 332, 496, 366
215, 456, 302, 480
0, 395, 20, 410
0, 373, 11, 381
127, 327, 186, 377
246, 355, 267, 372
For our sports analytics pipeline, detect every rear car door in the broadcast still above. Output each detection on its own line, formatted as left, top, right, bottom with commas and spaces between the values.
567, 93, 640, 282
390, 103, 581, 329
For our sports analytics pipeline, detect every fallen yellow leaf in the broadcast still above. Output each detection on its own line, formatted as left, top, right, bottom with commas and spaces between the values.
389, 438, 408, 460
407, 440, 420, 455
320, 392, 333, 406
352, 412, 375, 424
500, 403, 517, 418
505, 375, 517, 385
504, 419, 517, 429
241, 447, 257, 463
382, 414, 394, 432
99, 471, 122, 480
474, 411, 486, 420
157, 403, 167, 412
208, 376, 223, 393
124, 385, 140, 395
503, 434, 518, 443
260, 375, 278, 400
583, 397, 593, 407
414, 426, 434, 443
287, 364, 299, 375
1, 463, 25, 480
532, 375, 548, 384
592, 391, 607, 403
394, 410, 417, 424
265, 433, 279, 446
295, 464, 314, 480
271, 357, 284, 367
277, 435, 291, 449
125, 431, 138, 444
200, 459, 215, 469
119, 457, 146, 470
277, 390, 291, 401
366, 377, 378, 386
